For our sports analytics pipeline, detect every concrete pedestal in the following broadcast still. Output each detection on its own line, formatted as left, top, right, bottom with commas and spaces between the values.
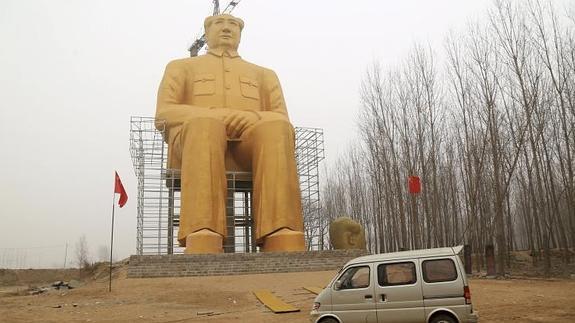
127, 249, 367, 278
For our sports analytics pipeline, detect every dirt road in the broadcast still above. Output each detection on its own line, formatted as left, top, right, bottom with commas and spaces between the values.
1, 270, 574, 322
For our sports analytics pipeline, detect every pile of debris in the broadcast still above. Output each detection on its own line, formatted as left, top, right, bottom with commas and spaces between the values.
28, 280, 81, 295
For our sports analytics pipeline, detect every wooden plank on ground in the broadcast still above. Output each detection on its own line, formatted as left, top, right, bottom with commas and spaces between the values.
253, 290, 300, 313
303, 286, 324, 295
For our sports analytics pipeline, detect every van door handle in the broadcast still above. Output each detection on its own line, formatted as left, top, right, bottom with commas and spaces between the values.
380, 294, 387, 302
364, 294, 373, 299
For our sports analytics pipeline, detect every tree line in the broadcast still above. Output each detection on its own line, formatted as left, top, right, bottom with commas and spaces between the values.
319, 0, 575, 276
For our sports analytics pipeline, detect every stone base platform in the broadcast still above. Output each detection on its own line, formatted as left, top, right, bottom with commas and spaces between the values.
127, 249, 368, 278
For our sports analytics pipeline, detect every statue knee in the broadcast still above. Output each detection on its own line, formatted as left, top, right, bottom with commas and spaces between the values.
182, 117, 226, 139
250, 119, 294, 144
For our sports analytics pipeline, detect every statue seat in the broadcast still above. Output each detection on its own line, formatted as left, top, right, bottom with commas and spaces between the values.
164, 154, 252, 190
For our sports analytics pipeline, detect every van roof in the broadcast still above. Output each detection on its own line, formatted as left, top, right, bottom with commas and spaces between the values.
346, 245, 463, 266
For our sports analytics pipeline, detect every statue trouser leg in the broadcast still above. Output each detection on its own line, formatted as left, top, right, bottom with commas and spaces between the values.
176, 117, 227, 253
232, 119, 305, 252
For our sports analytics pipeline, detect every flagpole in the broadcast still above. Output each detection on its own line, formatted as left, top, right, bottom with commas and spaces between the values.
109, 189, 116, 292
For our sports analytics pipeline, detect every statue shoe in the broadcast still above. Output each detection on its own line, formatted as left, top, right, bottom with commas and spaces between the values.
184, 229, 224, 254
261, 228, 305, 252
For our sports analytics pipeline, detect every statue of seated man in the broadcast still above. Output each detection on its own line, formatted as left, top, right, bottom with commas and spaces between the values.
156, 14, 305, 254
329, 217, 366, 250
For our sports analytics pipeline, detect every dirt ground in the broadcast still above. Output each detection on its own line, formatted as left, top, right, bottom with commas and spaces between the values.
1, 267, 575, 323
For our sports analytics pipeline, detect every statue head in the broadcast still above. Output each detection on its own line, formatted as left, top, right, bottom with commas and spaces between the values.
329, 217, 366, 250
204, 14, 244, 52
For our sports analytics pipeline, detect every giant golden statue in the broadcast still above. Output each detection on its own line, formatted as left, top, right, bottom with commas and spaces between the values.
156, 14, 305, 254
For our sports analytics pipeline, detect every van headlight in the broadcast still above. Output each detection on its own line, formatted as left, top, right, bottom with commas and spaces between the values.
312, 302, 320, 311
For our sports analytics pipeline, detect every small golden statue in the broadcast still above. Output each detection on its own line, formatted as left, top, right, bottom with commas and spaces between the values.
156, 14, 304, 254
329, 217, 366, 250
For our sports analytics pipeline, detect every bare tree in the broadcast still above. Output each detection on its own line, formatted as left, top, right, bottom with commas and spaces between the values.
75, 235, 90, 269
321, 0, 574, 277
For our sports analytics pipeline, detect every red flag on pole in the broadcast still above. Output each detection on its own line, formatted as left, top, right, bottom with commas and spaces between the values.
114, 171, 128, 208
408, 176, 421, 194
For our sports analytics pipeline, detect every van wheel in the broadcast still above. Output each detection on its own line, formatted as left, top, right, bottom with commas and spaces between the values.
319, 318, 339, 323
430, 314, 457, 323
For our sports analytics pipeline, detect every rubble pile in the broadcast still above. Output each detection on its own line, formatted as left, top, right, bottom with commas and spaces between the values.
28, 280, 81, 295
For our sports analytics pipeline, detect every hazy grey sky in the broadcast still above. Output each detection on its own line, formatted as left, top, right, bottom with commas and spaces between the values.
0, 0, 494, 267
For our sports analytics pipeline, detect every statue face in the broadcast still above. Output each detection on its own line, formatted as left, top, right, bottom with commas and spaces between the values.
206, 15, 242, 51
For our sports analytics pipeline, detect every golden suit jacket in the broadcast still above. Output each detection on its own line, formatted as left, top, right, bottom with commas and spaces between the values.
156, 48, 290, 170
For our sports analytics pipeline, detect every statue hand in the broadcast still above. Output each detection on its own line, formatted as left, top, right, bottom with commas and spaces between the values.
224, 110, 259, 139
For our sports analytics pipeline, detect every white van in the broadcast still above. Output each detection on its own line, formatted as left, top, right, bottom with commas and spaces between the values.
310, 246, 478, 323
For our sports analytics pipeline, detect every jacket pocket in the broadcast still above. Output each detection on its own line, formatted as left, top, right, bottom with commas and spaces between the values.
239, 76, 260, 100
193, 73, 216, 96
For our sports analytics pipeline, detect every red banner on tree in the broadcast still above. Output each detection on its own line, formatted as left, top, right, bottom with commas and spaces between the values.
408, 176, 421, 194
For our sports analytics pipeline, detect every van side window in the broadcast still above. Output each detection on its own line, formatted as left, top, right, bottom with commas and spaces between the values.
378, 262, 416, 286
338, 266, 370, 290
422, 258, 458, 283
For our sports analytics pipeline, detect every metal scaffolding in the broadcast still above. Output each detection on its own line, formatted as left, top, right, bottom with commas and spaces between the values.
295, 127, 325, 250
129, 116, 324, 255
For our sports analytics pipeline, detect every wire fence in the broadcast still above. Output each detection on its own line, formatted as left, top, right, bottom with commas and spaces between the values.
0, 245, 69, 269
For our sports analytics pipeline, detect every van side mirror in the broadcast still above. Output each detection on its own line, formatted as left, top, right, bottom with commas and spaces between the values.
334, 280, 342, 290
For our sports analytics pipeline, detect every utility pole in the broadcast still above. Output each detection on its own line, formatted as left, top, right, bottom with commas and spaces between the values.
63, 242, 68, 268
